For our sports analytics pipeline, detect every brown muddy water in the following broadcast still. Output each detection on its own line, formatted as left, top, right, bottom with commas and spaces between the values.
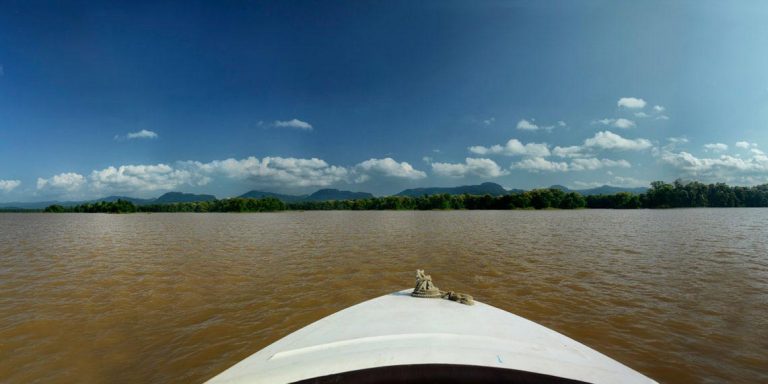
0, 210, 766, 383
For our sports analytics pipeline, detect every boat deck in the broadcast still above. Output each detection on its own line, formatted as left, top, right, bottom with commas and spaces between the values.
206, 290, 656, 384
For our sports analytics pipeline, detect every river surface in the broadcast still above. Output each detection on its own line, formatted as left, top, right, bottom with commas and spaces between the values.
0, 210, 766, 383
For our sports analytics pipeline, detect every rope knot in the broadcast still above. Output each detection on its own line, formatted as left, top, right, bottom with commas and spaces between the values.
411, 269, 474, 305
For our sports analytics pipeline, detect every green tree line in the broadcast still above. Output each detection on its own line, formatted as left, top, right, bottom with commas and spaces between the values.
44, 197, 287, 213
42, 180, 768, 213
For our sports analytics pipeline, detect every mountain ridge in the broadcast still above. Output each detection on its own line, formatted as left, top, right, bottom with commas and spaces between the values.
396, 182, 515, 197
0, 183, 650, 208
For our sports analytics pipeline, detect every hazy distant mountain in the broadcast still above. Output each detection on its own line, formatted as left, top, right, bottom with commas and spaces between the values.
238, 190, 307, 203
579, 185, 648, 195
1, 183, 651, 210
238, 189, 372, 202
305, 189, 374, 201
153, 192, 217, 204
549, 185, 648, 196
0, 201, 70, 210
396, 182, 515, 197
0, 192, 215, 209
0, 197, 148, 209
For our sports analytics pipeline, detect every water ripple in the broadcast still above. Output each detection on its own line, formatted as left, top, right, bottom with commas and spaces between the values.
0, 210, 766, 383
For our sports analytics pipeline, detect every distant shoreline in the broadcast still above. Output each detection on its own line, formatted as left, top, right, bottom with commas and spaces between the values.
2, 180, 763, 213
4, 207, 765, 214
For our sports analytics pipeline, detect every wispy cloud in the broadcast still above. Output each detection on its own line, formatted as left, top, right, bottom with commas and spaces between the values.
572, 176, 648, 188
115, 129, 159, 140
636, 105, 667, 120
552, 145, 587, 158
667, 137, 689, 144
483, 117, 495, 126
274, 118, 313, 130
516, 118, 558, 131
595, 118, 635, 129
127, 129, 158, 139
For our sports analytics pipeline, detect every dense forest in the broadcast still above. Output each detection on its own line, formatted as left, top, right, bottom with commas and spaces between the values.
44, 197, 286, 213
39, 180, 768, 213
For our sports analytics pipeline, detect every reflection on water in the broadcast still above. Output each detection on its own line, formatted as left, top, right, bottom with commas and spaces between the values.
1, 210, 767, 383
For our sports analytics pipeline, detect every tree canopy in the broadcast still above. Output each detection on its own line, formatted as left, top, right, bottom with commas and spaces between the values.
42, 180, 768, 213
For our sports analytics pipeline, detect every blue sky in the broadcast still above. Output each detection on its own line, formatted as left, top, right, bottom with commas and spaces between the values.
2, 1, 768, 201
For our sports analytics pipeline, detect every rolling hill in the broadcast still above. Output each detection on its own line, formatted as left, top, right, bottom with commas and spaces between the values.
396, 182, 517, 197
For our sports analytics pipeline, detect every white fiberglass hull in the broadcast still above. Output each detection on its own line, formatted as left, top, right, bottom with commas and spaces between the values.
206, 289, 656, 383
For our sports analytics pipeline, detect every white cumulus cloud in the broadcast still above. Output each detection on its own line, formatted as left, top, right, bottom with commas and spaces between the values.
30, 155, 436, 198
659, 151, 766, 173
37, 172, 86, 191
274, 118, 313, 130
0, 179, 21, 192
511, 157, 569, 172
584, 131, 652, 151
613, 118, 635, 129
703, 143, 728, 153
431, 158, 508, 178
656, 145, 768, 185
511, 157, 630, 173
735, 141, 757, 149
90, 164, 210, 193
617, 97, 647, 109
189, 156, 348, 187
354, 158, 426, 182
569, 158, 631, 171
516, 119, 539, 131
469, 139, 550, 157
